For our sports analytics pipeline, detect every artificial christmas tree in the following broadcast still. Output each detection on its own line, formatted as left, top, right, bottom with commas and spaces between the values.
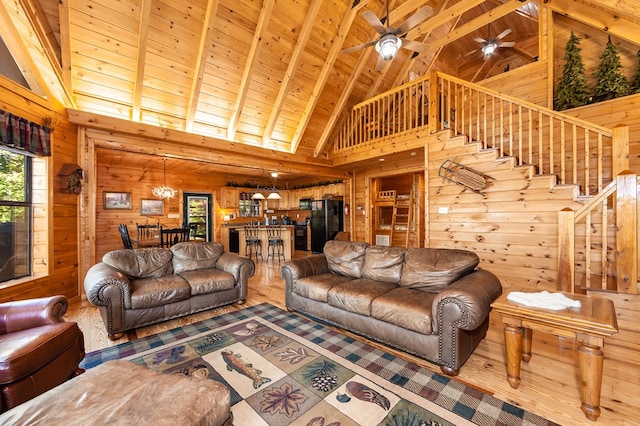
554, 32, 591, 111
593, 36, 630, 102
631, 50, 640, 94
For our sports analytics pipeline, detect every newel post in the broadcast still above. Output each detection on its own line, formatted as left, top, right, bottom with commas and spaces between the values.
558, 207, 576, 293
612, 125, 629, 176
615, 171, 638, 294
428, 70, 439, 134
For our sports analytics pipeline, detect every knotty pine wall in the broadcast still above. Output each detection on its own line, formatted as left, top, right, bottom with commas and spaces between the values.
0, 76, 80, 303
91, 149, 229, 261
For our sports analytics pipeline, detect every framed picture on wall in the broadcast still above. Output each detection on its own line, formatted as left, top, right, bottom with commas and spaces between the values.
104, 192, 132, 210
141, 199, 164, 215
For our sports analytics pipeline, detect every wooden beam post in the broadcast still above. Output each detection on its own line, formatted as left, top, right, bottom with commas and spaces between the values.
428, 70, 439, 134
612, 125, 629, 177
616, 171, 637, 294
558, 207, 577, 293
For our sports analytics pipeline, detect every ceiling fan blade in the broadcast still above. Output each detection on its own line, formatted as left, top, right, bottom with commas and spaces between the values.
499, 41, 515, 48
342, 40, 377, 55
401, 39, 429, 54
474, 37, 487, 44
394, 6, 433, 35
375, 54, 387, 72
361, 10, 387, 35
496, 28, 512, 40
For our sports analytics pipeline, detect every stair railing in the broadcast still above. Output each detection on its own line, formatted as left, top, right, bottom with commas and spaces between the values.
334, 70, 627, 198
558, 171, 639, 295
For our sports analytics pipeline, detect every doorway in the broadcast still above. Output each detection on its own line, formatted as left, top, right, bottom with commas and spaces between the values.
183, 193, 213, 242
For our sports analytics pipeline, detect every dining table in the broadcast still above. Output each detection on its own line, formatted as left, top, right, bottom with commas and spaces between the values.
132, 237, 161, 248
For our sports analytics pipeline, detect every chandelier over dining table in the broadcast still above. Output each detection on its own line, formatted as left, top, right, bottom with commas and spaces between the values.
152, 158, 176, 199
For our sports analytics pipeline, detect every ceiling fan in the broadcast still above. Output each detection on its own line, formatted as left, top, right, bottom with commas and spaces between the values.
466, 24, 515, 59
342, 1, 433, 70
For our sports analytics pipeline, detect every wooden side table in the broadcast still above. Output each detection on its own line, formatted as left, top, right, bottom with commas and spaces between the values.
491, 290, 618, 421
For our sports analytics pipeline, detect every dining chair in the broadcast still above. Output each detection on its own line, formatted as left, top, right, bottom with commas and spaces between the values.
160, 226, 190, 248
118, 224, 133, 249
136, 223, 159, 240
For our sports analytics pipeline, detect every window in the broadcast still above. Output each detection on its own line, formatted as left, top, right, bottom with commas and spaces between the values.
0, 147, 32, 282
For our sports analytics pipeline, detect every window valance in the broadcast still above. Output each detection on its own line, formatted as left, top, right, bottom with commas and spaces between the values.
0, 110, 51, 156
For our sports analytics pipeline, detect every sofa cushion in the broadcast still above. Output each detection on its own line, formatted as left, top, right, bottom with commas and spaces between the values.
171, 242, 224, 274
292, 273, 354, 303
371, 288, 436, 334
130, 276, 191, 309
362, 245, 405, 284
324, 240, 369, 278
328, 278, 396, 316
400, 248, 479, 293
103, 249, 173, 279
179, 269, 235, 295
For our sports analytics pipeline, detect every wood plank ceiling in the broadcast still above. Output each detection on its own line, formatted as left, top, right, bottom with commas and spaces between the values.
3, 0, 639, 181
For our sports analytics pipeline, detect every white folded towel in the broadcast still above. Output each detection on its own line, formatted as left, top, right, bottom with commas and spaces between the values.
506, 291, 581, 310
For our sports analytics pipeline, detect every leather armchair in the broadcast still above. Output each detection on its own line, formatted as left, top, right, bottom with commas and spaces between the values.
0, 296, 85, 412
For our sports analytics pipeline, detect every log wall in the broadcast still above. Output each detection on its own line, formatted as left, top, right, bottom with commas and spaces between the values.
0, 75, 80, 303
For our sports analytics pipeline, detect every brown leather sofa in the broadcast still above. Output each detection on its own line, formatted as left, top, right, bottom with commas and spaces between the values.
0, 295, 85, 412
84, 241, 254, 339
281, 240, 502, 376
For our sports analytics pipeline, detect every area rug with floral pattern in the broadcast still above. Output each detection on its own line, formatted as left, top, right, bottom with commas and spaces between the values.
81, 303, 556, 426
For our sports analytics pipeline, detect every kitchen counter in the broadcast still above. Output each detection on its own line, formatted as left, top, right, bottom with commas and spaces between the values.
238, 226, 293, 260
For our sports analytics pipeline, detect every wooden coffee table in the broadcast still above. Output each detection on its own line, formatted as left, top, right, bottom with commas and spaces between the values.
491, 290, 618, 421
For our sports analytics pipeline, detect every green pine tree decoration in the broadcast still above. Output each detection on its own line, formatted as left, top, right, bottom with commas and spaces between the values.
554, 32, 591, 111
593, 36, 630, 102
631, 49, 640, 94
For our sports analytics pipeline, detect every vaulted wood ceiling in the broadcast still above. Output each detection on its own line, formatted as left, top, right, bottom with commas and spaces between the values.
2, 0, 639, 181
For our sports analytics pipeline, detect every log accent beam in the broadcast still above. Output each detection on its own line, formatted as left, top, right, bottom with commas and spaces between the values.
131, 0, 152, 122
69, 109, 348, 179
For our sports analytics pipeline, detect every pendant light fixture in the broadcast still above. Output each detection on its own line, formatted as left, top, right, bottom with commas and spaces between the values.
152, 158, 176, 199
267, 172, 281, 200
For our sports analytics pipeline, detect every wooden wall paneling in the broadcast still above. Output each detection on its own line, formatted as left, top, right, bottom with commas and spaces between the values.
0, 75, 79, 303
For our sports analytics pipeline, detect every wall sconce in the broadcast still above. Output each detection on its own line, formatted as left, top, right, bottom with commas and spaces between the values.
57, 163, 83, 194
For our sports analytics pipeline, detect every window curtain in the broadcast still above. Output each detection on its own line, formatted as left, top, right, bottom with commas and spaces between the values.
0, 110, 51, 156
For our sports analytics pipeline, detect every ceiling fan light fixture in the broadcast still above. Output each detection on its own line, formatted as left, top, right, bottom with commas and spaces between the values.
375, 34, 402, 61
482, 41, 498, 56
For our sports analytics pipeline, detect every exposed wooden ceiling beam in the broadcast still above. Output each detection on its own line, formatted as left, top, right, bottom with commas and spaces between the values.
314, 39, 377, 157
58, 0, 72, 91
66, 109, 348, 175
131, 0, 152, 122
185, 0, 220, 133
227, 0, 275, 142
88, 131, 350, 179
425, 0, 532, 55
262, 0, 322, 145
291, 0, 371, 154
408, 0, 487, 37
547, 0, 640, 45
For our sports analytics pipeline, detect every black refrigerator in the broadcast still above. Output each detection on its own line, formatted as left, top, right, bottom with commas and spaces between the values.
310, 199, 344, 253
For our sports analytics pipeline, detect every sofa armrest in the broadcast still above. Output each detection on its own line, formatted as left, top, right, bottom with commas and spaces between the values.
0, 295, 68, 334
280, 254, 330, 282
432, 269, 502, 334
215, 252, 255, 301
83, 262, 134, 310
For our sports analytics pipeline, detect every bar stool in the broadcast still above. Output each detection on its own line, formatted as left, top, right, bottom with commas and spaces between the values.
245, 223, 263, 262
266, 225, 285, 263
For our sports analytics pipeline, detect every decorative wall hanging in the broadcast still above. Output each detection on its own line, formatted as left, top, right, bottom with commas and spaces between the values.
57, 163, 83, 194
438, 160, 493, 193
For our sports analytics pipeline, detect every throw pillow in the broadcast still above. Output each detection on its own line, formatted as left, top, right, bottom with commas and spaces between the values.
400, 248, 479, 292
324, 240, 369, 278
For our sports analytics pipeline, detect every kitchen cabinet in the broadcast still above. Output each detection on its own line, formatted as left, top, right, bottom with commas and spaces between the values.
220, 187, 238, 209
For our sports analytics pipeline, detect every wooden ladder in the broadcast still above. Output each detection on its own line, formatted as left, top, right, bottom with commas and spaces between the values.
390, 190, 413, 247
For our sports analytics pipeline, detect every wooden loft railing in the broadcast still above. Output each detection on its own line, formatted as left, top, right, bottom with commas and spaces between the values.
335, 70, 629, 197
558, 171, 639, 296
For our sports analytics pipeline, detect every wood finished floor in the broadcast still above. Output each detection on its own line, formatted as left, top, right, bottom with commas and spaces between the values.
66, 251, 639, 425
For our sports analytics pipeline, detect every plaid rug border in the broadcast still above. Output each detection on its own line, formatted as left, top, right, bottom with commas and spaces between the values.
81, 303, 557, 426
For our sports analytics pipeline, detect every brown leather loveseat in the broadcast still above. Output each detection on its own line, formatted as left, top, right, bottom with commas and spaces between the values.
281, 240, 502, 376
84, 241, 254, 339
